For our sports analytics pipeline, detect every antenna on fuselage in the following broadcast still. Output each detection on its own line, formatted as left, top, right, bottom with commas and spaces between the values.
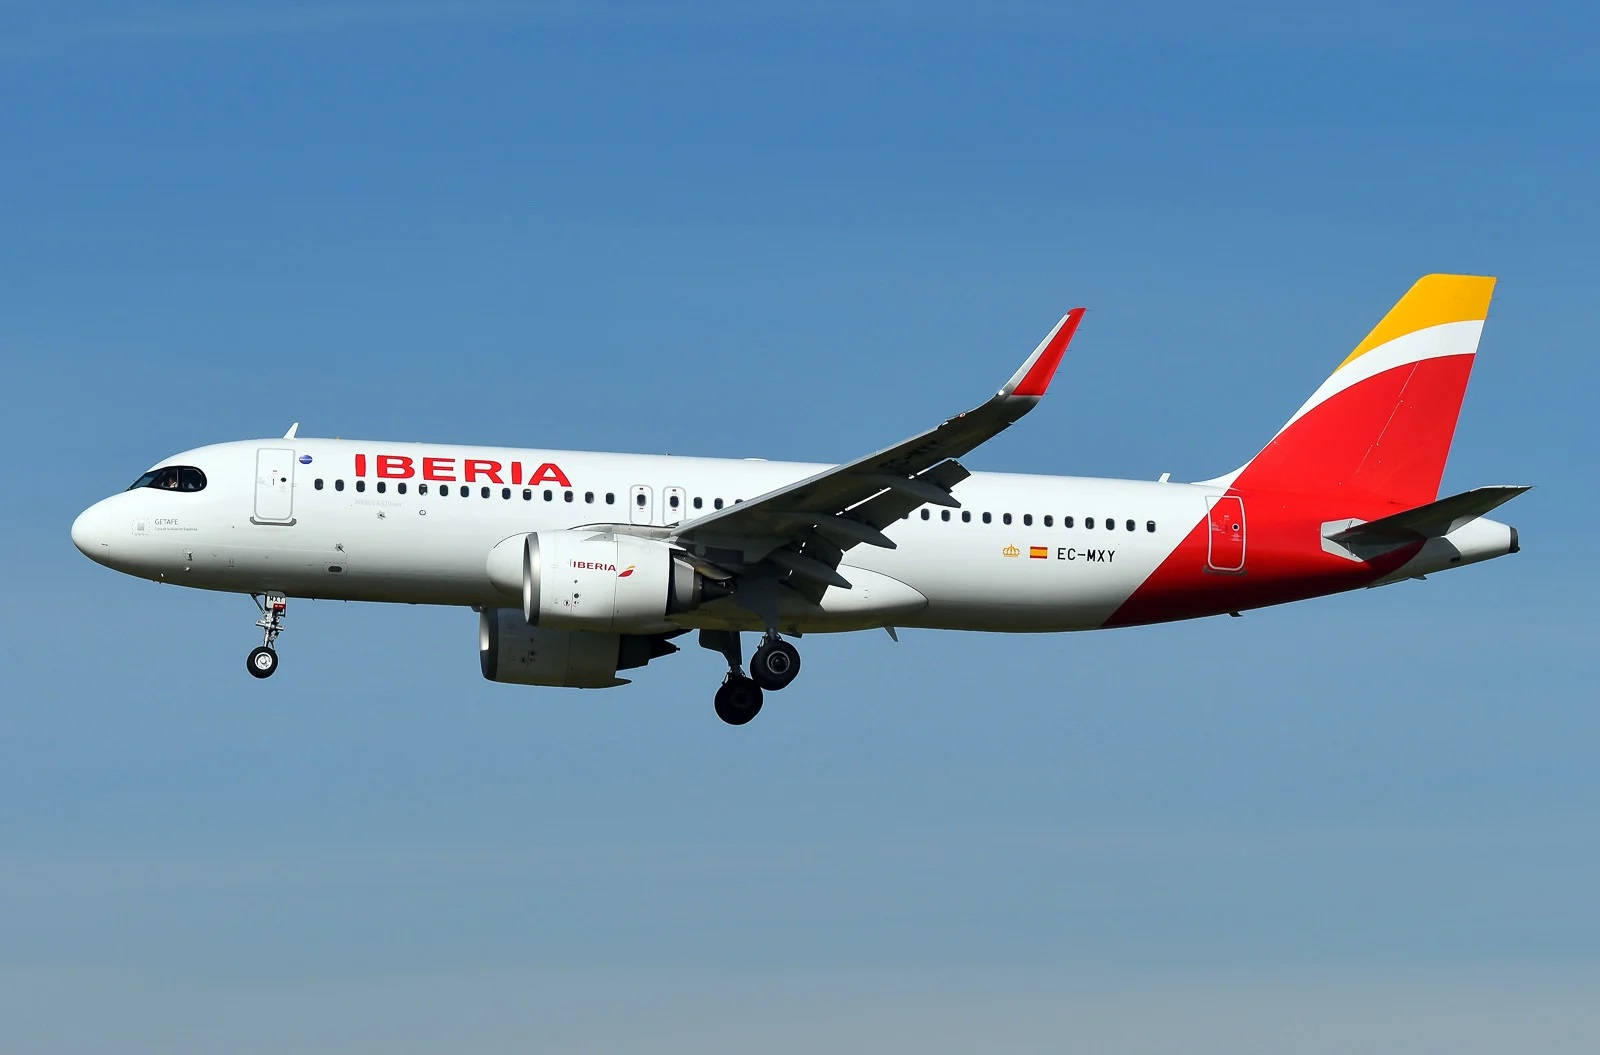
283, 422, 300, 439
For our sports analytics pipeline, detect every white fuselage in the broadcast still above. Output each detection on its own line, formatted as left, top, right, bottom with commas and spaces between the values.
73, 438, 1215, 633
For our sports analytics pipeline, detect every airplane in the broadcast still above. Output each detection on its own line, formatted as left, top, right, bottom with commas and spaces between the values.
71, 274, 1525, 724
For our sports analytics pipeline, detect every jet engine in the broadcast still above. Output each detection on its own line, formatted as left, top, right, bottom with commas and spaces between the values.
487, 530, 721, 633
478, 608, 679, 688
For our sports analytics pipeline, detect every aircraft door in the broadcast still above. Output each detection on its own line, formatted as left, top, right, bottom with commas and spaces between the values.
1206, 495, 1245, 572
663, 486, 686, 525
254, 448, 296, 524
629, 484, 653, 526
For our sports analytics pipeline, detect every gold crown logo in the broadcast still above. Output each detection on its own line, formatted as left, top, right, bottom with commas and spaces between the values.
1002, 544, 1021, 558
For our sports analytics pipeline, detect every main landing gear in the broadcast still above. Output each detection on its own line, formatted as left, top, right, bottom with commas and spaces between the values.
750, 633, 801, 692
700, 629, 803, 725
247, 592, 287, 679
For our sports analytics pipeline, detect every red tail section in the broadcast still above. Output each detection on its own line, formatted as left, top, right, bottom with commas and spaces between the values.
1216, 274, 1495, 509
1106, 275, 1499, 628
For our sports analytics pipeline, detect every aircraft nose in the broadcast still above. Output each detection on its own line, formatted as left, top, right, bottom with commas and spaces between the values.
71, 500, 114, 563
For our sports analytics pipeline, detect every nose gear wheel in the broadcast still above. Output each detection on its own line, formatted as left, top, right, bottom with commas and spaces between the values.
247, 593, 288, 679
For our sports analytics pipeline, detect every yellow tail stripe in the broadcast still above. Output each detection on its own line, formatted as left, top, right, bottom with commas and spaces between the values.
1339, 273, 1496, 369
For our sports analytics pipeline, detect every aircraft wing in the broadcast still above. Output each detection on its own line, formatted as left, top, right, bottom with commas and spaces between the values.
667, 308, 1085, 601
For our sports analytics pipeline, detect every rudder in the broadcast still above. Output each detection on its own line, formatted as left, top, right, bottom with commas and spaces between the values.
1214, 274, 1496, 509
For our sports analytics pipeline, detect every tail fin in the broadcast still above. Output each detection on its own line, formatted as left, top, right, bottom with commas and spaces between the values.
1211, 274, 1496, 509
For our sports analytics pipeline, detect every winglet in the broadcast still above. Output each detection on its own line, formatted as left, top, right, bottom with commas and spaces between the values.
283, 422, 300, 439
1004, 308, 1085, 399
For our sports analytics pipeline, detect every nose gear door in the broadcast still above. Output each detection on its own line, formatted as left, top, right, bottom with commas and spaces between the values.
253, 448, 296, 524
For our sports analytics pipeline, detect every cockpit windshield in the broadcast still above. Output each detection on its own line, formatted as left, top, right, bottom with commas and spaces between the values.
127, 466, 207, 492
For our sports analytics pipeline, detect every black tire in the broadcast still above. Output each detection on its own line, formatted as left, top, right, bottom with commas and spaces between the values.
749, 639, 801, 691
714, 675, 764, 725
247, 646, 278, 679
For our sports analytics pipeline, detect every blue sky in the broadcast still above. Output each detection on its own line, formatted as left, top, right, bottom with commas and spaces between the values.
2, 1, 1597, 1050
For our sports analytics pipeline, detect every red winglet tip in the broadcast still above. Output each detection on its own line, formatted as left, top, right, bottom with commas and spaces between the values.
1011, 307, 1085, 398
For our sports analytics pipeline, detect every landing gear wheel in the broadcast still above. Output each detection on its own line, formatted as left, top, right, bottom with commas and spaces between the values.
750, 638, 801, 691
714, 674, 764, 725
247, 645, 279, 679
248, 593, 288, 681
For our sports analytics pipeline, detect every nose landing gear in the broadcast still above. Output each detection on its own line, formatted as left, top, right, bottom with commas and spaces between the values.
247, 593, 287, 679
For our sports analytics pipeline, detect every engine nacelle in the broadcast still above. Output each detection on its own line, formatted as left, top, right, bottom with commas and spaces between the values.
506, 530, 708, 632
478, 608, 679, 688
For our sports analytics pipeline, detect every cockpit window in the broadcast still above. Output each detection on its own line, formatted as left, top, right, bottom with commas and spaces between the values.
127, 466, 207, 492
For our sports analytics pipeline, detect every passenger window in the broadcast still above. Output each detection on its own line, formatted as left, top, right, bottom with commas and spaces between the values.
544, 490, 553, 501
523, 489, 532, 500
1126, 519, 1135, 532
714, 498, 724, 510
397, 482, 407, 495
921, 509, 930, 520
1106, 517, 1115, 530
356, 480, 366, 492
480, 486, 490, 498
635, 493, 646, 507
314, 479, 324, 490
1043, 515, 1053, 527
606, 493, 615, 505
982, 512, 992, 524
418, 483, 428, 495
941, 510, 950, 521
693, 497, 703, 509
585, 491, 594, 504
961, 511, 971, 523
1023, 514, 1032, 526
1002, 513, 1012, 525
498, 487, 508, 499
1084, 517, 1093, 528
669, 494, 680, 509
1064, 515, 1074, 528
335, 479, 344, 492
1146, 520, 1156, 532
376, 482, 386, 494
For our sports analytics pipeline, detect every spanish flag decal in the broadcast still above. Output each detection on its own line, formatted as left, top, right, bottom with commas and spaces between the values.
1029, 546, 1049, 559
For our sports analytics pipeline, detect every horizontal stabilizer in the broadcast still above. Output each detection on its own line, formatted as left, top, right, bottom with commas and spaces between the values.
1328, 485, 1530, 546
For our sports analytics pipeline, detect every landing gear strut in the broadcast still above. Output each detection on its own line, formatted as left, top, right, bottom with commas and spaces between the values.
247, 592, 287, 679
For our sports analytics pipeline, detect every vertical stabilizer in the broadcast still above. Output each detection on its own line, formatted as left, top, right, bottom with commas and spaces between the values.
1208, 274, 1495, 508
